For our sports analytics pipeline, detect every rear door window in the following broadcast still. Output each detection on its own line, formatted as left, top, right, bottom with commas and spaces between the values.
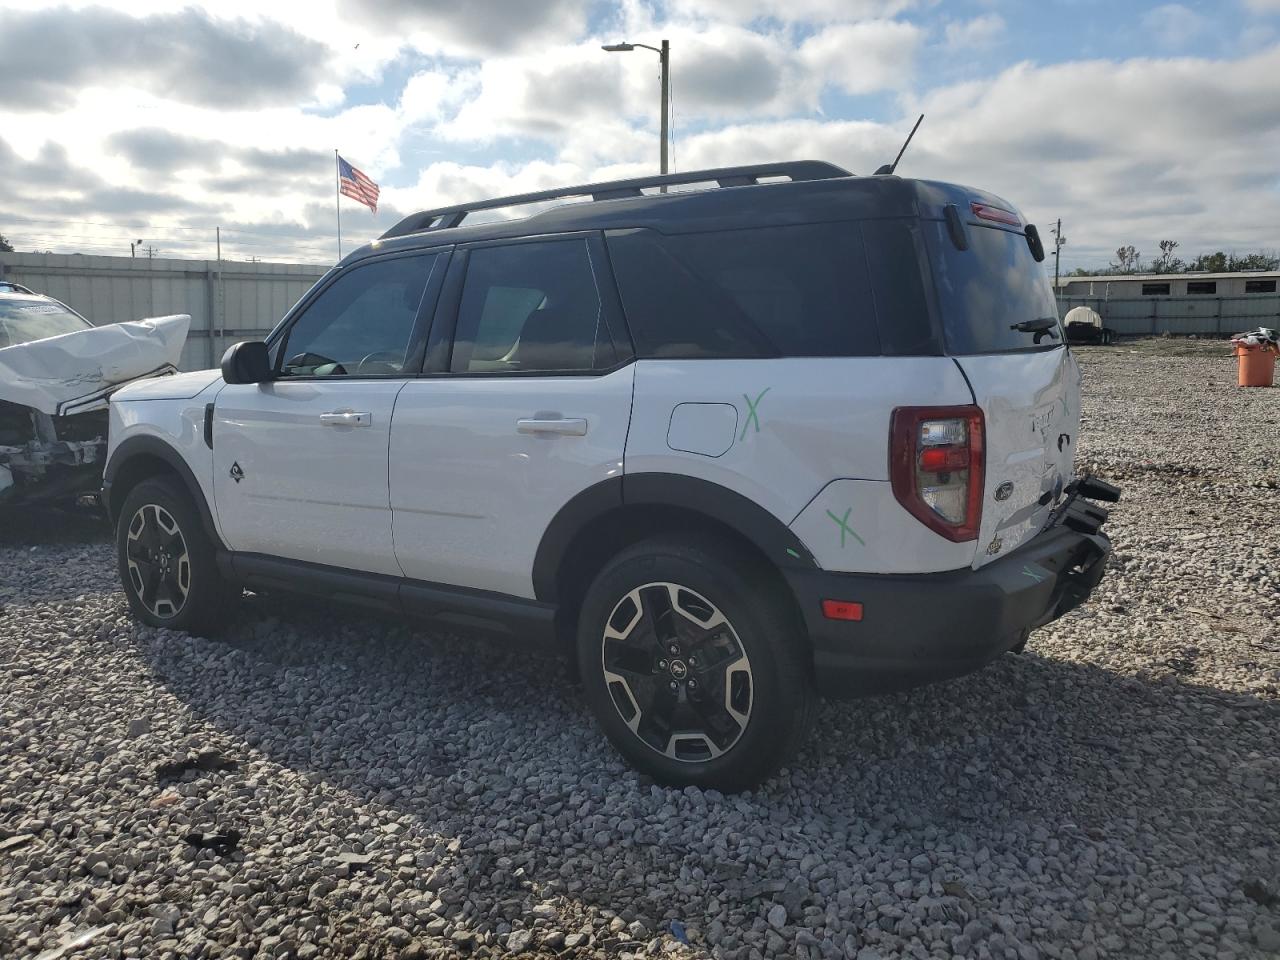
607, 223, 882, 359
924, 221, 1062, 354
450, 238, 612, 374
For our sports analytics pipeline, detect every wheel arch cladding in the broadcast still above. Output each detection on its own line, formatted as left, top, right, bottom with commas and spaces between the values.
534, 473, 816, 649
104, 436, 223, 550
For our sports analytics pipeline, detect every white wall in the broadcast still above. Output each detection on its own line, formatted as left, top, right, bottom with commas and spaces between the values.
0, 252, 328, 370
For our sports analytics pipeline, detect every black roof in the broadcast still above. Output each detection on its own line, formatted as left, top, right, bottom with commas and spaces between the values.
347, 161, 1017, 266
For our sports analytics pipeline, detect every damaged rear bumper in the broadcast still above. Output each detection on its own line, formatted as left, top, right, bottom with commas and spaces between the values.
785, 477, 1119, 697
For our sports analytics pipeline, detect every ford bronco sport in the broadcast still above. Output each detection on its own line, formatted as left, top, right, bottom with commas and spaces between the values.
104, 161, 1118, 790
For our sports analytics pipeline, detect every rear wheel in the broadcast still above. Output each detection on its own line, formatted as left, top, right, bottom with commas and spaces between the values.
116, 476, 238, 635
577, 536, 814, 791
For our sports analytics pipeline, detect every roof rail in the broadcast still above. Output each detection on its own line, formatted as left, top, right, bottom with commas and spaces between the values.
380, 160, 852, 240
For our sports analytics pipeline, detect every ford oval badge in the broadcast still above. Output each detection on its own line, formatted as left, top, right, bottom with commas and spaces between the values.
994, 481, 1014, 502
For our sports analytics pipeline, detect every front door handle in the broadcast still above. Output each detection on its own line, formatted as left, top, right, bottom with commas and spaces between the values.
516, 417, 588, 436
319, 411, 371, 427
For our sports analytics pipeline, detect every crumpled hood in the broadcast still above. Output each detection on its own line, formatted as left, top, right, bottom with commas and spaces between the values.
0, 314, 190, 416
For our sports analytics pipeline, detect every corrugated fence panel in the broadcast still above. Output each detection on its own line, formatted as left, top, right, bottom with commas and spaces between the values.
1059, 293, 1280, 335
0, 252, 328, 371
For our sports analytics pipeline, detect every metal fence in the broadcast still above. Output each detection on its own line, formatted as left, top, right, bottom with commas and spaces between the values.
0, 252, 329, 370
1057, 293, 1280, 336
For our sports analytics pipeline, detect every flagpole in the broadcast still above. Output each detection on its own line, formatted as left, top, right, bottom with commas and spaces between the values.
335, 149, 342, 261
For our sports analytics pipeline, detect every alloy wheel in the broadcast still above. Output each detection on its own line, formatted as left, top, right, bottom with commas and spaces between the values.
601, 582, 753, 762
125, 503, 191, 620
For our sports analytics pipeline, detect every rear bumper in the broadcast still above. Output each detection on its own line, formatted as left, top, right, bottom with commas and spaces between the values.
785, 505, 1112, 697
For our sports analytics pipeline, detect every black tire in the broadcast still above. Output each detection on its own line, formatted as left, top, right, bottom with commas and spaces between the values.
116, 476, 238, 635
576, 535, 815, 791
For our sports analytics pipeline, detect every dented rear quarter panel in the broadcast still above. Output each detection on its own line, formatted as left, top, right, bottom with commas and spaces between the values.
625, 356, 979, 574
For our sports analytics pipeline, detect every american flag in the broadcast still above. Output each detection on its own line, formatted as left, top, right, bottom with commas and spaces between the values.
338, 155, 379, 213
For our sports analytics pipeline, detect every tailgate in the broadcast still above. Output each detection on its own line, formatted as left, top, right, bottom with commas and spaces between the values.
957, 347, 1081, 566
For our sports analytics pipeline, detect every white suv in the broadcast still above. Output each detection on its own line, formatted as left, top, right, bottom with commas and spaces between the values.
104, 162, 1118, 790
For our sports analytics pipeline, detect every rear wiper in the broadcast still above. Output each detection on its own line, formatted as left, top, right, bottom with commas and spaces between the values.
1010, 317, 1060, 344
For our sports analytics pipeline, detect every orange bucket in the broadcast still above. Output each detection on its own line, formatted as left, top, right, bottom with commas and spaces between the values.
1234, 341, 1277, 387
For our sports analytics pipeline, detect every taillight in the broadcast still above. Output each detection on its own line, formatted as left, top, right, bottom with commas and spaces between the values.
970, 201, 1020, 226
889, 405, 984, 542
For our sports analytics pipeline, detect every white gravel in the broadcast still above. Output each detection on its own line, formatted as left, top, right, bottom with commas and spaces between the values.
2, 340, 1278, 960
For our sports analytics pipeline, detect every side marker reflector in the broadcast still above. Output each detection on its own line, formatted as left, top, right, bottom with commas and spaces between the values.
822, 599, 864, 622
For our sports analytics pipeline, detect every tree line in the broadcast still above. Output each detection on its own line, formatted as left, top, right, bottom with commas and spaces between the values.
1071, 241, 1279, 276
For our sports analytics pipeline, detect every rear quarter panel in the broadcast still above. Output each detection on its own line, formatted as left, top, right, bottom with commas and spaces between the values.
625, 357, 978, 573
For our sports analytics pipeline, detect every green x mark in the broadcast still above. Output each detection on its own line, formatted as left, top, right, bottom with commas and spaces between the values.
825, 507, 865, 548
740, 387, 771, 441
1022, 565, 1045, 583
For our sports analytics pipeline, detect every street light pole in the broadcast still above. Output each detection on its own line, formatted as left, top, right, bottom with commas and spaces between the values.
603, 39, 670, 179
659, 39, 669, 177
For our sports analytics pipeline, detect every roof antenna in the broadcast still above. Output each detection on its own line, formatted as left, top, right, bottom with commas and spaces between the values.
874, 114, 924, 176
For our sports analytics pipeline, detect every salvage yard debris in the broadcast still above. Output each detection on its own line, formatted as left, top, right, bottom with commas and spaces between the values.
154, 747, 238, 780
0, 300, 189, 507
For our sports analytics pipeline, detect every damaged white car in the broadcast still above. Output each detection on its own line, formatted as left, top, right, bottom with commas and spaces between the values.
0, 288, 189, 507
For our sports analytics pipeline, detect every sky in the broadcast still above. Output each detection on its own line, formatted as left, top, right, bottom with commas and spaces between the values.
1, 0, 1278, 270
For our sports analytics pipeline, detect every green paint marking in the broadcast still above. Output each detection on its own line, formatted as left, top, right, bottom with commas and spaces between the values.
785, 548, 801, 560
825, 507, 865, 549
1022, 565, 1045, 583
740, 387, 771, 441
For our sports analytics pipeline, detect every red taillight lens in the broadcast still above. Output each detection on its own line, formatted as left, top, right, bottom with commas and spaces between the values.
918, 445, 970, 473
970, 201, 1020, 226
889, 405, 985, 542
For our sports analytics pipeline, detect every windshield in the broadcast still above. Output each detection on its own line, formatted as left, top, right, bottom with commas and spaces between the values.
0, 299, 92, 348
925, 221, 1062, 353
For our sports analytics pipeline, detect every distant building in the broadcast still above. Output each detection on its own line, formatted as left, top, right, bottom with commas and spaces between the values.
1058, 271, 1278, 298
1056, 271, 1279, 336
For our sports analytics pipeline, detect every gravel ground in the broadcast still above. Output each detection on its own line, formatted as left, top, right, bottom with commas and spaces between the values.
2, 340, 1278, 960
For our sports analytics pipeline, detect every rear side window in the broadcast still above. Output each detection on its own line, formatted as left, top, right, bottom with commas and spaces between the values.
924, 221, 1061, 354
451, 239, 611, 373
862, 221, 936, 355
607, 223, 881, 359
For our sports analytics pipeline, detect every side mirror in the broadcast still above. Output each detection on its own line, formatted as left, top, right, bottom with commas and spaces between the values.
221, 341, 272, 385
1025, 224, 1046, 263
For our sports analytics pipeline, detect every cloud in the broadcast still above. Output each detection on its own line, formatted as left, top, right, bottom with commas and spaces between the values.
944, 14, 1007, 50
108, 129, 226, 172
800, 20, 923, 95
1142, 4, 1209, 48
0, 6, 329, 111
335, 0, 588, 54
670, 32, 788, 111
3, 1, 1279, 274
669, 0, 917, 23
1242, 0, 1280, 11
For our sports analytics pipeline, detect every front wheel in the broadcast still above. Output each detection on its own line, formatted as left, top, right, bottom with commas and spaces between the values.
116, 476, 238, 635
576, 536, 814, 791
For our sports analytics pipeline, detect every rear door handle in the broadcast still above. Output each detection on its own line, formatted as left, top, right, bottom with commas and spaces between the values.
319, 411, 371, 427
516, 417, 588, 436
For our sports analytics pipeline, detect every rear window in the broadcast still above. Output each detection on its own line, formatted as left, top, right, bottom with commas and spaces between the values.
607, 223, 882, 359
924, 221, 1062, 354
0, 299, 91, 348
